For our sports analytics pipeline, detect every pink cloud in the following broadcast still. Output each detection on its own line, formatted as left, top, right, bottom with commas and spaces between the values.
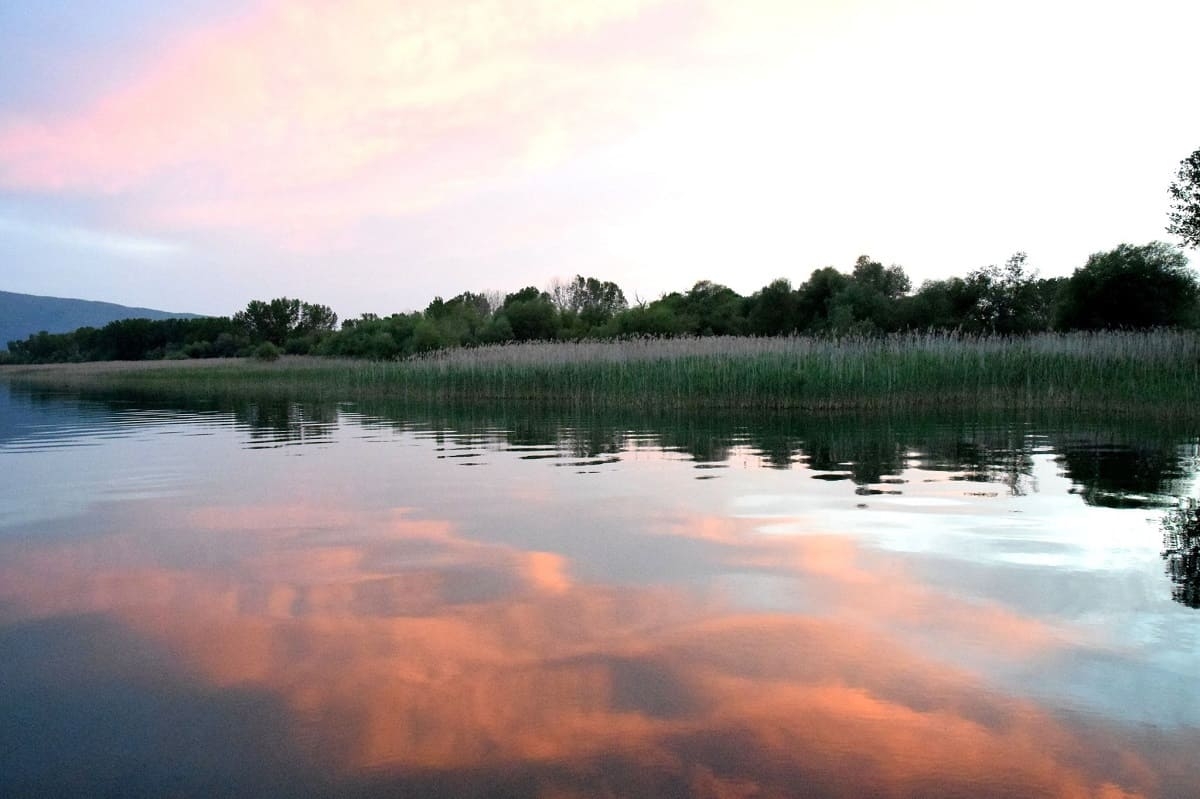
0, 0, 734, 245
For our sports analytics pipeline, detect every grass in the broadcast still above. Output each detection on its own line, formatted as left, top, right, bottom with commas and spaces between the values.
3, 330, 1199, 415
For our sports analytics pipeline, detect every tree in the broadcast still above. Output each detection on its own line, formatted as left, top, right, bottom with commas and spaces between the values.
795, 267, 850, 332
835, 256, 913, 332
851, 256, 911, 300
903, 277, 978, 330
747, 278, 799, 336
965, 252, 1045, 334
1168, 147, 1200, 249
234, 298, 337, 347
298, 302, 338, 335
1056, 242, 1198, 330
424, 292, 494, 346
498, 287, 560, 341
552, 275, 628, 333
681, 281, 746, 336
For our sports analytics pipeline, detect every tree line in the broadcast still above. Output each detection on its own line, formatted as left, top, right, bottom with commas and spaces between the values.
3, 241, 1197, 365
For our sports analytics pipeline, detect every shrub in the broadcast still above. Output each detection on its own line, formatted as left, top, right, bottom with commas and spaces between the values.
254, 342, 282, 362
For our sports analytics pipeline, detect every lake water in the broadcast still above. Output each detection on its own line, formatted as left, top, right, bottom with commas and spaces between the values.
1, 384, 1199, 798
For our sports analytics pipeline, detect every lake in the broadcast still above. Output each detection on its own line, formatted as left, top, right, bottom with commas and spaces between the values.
1, 384, 1198, 797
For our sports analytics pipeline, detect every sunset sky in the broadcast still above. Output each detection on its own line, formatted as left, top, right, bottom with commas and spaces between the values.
2, 0, 1197, 319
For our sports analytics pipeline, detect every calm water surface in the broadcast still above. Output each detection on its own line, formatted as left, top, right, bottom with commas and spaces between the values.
1, 385, 1199, 798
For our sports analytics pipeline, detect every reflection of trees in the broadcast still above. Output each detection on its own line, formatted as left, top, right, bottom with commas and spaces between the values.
1057, 438, 1190, 509
11, 387, 343, 450
1162, 500, 1200, 608
235, 400, 338, 447
804, 436, 906, 484
12, 382, 1200, 615
909, 428, 1038, 496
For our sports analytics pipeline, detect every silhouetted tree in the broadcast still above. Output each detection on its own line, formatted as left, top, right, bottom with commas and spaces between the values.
795, 267, 850, 332
901, 277, 978, 331
1168, 147, 1200, 249
1056, 242, 1198, 330
851, 256, 911, 299
964, 252, 1045, 334
747, 278, 799, 336
828, 257, 913, 333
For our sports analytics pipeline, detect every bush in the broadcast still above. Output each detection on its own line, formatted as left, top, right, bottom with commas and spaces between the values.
253, 342, 282, 362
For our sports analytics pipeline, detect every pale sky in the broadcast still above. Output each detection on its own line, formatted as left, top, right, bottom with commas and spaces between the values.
1, 0, 1197, 319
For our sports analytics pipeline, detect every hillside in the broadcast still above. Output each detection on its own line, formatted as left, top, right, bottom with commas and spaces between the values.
1, 290, 202, 349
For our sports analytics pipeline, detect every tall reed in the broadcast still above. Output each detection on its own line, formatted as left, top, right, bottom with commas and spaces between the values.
4, 331, 1198, 414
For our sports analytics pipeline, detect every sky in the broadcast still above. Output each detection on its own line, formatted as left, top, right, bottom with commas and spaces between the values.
1, 0, 1198, 320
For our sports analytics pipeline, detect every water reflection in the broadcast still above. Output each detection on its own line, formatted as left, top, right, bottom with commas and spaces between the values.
7, 386, 1197, 502
1, 384, 1199, 796
238, 399, 339, 449
1162, 499, 1200, 608
1, 498, 1193, 797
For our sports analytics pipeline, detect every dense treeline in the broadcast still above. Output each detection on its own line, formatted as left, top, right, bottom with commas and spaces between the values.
3, 242, 1197, 365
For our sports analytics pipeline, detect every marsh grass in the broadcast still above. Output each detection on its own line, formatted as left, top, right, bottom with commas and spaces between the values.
3, 331, 1198, 414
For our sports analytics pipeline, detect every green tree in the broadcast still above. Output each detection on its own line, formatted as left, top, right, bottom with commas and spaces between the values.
902, 277, 979, 330
498, 287, 560, 341
613, 302, 687, 336
554, 275, 628, 331
851, 256, 911, 300
1056, 242, 1198, 330
1168, 147, 1200, 249
234, 298, 337, 347
747, 278, 799, 336
795, 267, 850, 332
830, 256, 913, 333
425, 291, 494, 346
965, 252, 1046, 334
298, 302, 338, 336
681, 280, 747, 336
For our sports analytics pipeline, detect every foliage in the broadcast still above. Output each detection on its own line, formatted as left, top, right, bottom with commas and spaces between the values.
498, 287, 560, 342
233, 298, 337, 348
747, 278, 799, 336
1168, 147, 1200, 249
795, 267, 851, 332
9, 331, 1200, 418
253, 342, 282, 361
4, 242, 1197, 366
1056, 242, 1198, 330
553, 275, 628, 332
964, 252, 1047, 334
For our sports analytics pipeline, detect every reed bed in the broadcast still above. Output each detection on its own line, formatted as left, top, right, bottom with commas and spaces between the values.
4, 331, 1199, 414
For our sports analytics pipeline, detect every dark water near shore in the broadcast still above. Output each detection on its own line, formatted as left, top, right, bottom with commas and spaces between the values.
1, 384, 1199, 798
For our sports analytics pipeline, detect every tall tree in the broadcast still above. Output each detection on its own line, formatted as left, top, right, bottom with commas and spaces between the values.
498, 287, 560, 341
561, 276, 627, 329
965, 252, 1045, 334
234, 298, 337, 346
851, 256, 911, 300
747, 278, 799, 336
1056, 242, 1197, 330
1168, 147, 1200, 249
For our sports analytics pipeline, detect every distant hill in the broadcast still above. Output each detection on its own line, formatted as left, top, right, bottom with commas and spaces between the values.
1, 290, 203, 350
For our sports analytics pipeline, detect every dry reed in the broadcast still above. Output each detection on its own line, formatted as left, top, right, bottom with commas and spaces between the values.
3, 331, 1198, 414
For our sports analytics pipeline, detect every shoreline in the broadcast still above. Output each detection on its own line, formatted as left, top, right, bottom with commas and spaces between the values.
4, 332, 1198, 417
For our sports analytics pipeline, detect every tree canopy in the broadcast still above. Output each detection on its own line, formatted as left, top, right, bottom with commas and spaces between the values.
1056, 242, 1198, 330
1168, 147, 1200, 249
5, 248, 1198, 366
